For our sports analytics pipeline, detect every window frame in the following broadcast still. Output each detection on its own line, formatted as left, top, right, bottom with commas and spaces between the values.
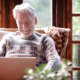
69, 0, 80, 80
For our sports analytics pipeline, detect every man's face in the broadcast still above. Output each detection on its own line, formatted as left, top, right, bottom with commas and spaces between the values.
16, 11, 37, 37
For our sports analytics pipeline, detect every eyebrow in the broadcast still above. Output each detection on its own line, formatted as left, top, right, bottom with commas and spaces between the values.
18, 18, 31, 23
26, 19, 31, 21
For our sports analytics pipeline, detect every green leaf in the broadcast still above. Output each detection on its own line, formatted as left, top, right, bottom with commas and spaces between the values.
35, 64, 47, 73
65, 60, 70, 65
35, 67, 40, 73
24, 68, 31, 74
45, 68, 54, 74
39, 64, 47, 70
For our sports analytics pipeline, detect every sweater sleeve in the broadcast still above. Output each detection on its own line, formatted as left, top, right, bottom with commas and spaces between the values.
43, 35, 62, 71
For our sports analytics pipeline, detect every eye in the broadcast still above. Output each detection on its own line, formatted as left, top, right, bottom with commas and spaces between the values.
27, 20, 30, 23
19, 22, 23, 25
25, 21, 31, 25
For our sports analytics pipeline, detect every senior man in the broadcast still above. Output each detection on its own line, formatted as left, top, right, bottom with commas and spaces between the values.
0, 3, 61, 71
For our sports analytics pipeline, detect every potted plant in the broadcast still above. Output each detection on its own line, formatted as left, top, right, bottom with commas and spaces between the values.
23, 59, 72, 80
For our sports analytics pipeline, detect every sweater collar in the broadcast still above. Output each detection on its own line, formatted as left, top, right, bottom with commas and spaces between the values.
15, 31, 36, 40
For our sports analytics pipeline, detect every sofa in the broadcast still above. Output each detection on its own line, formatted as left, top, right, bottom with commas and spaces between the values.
0, 27, 71, 58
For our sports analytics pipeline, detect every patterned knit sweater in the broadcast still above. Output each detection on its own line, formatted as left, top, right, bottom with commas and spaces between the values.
0, 31, 61, 70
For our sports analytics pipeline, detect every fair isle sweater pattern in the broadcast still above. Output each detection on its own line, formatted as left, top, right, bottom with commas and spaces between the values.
0, 31, 60, 66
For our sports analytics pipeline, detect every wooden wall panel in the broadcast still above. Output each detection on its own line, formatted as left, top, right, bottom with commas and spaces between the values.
10, 0, 15, 28
53, 0, 67, 28
66, 0, 72, 61
14, 0, 23, 5
0, 0, 22, 28
56, 0, 63, 28
53, 0, 63, 27
5, 0, 10, 28
63, 0, 67, 28
52, 0, 56, 26
13, 0, 23, 28
1, 0, 5, 28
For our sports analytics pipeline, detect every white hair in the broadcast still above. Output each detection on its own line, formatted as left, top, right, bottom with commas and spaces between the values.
12, 3, 35, 20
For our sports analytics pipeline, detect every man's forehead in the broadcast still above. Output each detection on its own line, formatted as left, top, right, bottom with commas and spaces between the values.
16, 13, 31, 19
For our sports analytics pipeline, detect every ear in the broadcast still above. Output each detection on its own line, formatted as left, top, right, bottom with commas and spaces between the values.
35, 17, 37, 25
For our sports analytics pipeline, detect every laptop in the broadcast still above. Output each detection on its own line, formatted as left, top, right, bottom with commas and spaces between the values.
0, 57, 36, 80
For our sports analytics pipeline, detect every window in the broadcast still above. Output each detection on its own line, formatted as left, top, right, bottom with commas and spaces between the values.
72, 0, 80, 80
23, 0, 52, 29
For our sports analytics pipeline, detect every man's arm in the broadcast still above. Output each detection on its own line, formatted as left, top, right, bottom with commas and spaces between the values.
43, 35, 62, 71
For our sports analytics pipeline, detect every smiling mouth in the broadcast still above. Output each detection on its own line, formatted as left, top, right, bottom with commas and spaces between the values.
22, 28, 30, 33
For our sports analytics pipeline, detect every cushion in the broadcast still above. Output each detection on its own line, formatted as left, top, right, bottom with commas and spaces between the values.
53, 27, 70, 57
0, 28, 17, 41
42, 27, 70, 57
0, 31, 13, 41
42, 27, 62, 56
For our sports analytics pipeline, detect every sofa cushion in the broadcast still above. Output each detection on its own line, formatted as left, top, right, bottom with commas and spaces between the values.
0, 31, 14, 41
42, 27, 62, 56
53, 27, 70, 57
42, 27, 70, 57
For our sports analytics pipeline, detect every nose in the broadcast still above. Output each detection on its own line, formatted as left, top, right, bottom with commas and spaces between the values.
22, 23, 26, 28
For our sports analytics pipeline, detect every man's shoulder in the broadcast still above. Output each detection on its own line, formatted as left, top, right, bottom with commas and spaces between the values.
35, 31, 49, 38
35, 31, 52, 43
2, 32, 17, 39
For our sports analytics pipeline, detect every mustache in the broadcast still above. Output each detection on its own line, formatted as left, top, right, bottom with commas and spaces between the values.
21, 28, 30, 31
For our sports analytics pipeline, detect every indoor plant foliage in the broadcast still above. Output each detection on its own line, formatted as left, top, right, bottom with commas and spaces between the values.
23, 59, 72, 80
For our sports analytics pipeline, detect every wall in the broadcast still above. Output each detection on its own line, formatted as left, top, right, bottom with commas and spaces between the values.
0, 0, 22, 28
